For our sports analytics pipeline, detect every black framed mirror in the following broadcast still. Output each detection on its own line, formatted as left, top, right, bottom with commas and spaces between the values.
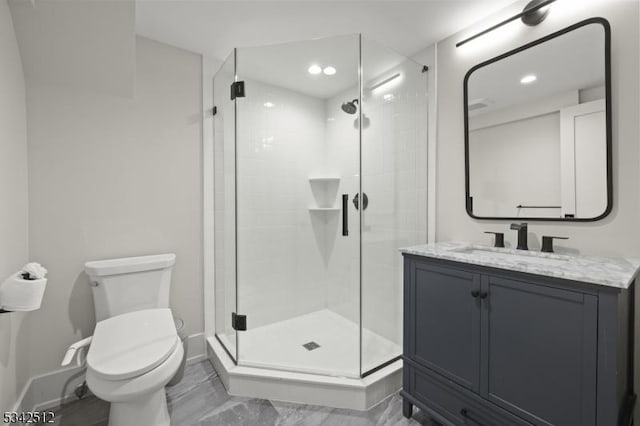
464, 18, 612, 221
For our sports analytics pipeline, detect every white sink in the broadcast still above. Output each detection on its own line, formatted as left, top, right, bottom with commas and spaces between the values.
456, 247, 570, 266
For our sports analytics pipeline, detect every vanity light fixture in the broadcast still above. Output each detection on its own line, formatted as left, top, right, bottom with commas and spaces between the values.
323, 66, 336, 75
521, 0, 552, 26
308, 64, 322, 75
456, 0, 557, 48
520, 74, 537, 84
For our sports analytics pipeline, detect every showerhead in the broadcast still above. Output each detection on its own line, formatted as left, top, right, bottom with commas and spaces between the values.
341, 99, 359, 115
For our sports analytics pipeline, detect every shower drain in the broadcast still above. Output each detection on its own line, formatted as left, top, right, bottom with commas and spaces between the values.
302, 341, 320, 351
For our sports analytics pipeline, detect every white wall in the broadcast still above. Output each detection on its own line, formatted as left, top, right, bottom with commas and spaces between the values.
23, 36, 203, 381
0, 0, 29, 412
411, 45, 437, 243
203, 55, 221, 344
8, 0, 135, 97
434, 0, 639, 254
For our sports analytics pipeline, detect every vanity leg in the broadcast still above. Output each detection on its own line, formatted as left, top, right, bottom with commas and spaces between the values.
402, 398, 413, 418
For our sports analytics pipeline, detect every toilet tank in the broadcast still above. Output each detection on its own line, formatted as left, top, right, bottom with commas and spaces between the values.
85, 254, 176, 322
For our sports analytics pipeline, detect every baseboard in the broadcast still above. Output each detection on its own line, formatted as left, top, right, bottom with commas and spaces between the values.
12, 332, 206, 412
184, 332, 206, 363
11, 365, 86, 413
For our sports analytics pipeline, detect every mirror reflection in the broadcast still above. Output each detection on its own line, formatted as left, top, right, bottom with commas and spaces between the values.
465, 21, 610, 220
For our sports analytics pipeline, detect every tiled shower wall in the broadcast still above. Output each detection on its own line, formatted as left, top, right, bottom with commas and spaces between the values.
235, 79, 329, 328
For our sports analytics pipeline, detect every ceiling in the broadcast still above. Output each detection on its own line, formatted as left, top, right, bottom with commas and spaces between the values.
135, 0, 519, 63
468, 22, 605, 114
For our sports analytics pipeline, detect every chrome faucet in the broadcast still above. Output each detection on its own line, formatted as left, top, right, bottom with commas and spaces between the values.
510, 223, 528, 250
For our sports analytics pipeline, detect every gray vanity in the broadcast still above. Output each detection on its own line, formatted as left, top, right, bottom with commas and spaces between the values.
401, 10, 634, 425
400, 242, 638, 426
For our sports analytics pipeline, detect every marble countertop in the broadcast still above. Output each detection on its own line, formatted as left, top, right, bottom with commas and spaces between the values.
400, 242, 640, 289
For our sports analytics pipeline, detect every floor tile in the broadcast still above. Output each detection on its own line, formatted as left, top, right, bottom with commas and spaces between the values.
44, 360, 438, 426
42, 395, 108, 426
198, 397, 280, 426
271, 401, 335, 425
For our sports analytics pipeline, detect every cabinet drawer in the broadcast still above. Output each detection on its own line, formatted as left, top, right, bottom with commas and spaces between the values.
406, 362, 532, 426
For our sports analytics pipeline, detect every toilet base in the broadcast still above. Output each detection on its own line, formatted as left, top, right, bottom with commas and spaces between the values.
108, 388, 170, 426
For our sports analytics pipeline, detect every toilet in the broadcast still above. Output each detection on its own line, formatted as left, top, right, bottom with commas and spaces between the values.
83, 254, 183, 426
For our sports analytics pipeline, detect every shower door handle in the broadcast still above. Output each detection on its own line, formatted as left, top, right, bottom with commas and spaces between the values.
353, 192, 368, 210
342, 194, 349, 236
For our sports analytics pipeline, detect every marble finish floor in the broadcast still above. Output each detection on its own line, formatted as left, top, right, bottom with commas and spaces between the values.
42, 360, 438, 425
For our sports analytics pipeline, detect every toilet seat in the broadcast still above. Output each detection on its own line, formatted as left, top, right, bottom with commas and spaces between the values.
87, 308, 178, 381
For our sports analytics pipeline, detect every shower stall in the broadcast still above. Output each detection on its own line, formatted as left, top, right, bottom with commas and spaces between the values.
207, 34, 427, 407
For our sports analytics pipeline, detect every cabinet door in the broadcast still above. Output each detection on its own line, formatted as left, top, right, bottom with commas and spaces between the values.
405, 260, 481, 391
481, 275, 597, 426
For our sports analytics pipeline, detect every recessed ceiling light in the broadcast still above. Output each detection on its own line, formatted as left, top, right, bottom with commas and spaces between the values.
383, 94, 395, 101
520, 74, 537, 84
323, 66, 336, 75
264, 102, 275, 108
308, 65, 322, 75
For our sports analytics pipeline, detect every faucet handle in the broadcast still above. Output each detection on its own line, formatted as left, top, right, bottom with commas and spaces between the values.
484, 232, 505, 248
541, 236, 569, 253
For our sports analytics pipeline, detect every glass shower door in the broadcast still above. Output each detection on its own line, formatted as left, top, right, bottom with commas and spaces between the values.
213, 51, 238, 362
360, 40, 428, 376
234, 35, 362, 378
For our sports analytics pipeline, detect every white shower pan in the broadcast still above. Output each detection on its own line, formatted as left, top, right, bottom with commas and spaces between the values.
207, 336, 402, 410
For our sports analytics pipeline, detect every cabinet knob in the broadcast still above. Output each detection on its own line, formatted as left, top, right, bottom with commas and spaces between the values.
470, 290, 480, 298
480, 292, 488, 299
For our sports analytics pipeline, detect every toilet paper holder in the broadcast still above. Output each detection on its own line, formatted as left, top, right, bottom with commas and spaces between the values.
0, 271, 48, 314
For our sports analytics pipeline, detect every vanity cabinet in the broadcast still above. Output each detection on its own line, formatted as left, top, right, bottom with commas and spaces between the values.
402, 254, 635, 426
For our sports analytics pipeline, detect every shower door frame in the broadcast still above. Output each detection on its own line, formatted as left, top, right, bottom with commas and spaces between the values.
231, 34, 365, 379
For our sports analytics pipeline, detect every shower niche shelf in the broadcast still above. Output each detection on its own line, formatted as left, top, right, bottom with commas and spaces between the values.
308, 207, 340, 212
308, 176, 340, 211
308, 177, 340, 184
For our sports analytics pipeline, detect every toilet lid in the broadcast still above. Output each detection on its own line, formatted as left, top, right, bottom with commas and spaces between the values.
87, 308, 178, 381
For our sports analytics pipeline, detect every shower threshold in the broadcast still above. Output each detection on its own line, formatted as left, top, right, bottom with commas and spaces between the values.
207, 310, 403, 410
